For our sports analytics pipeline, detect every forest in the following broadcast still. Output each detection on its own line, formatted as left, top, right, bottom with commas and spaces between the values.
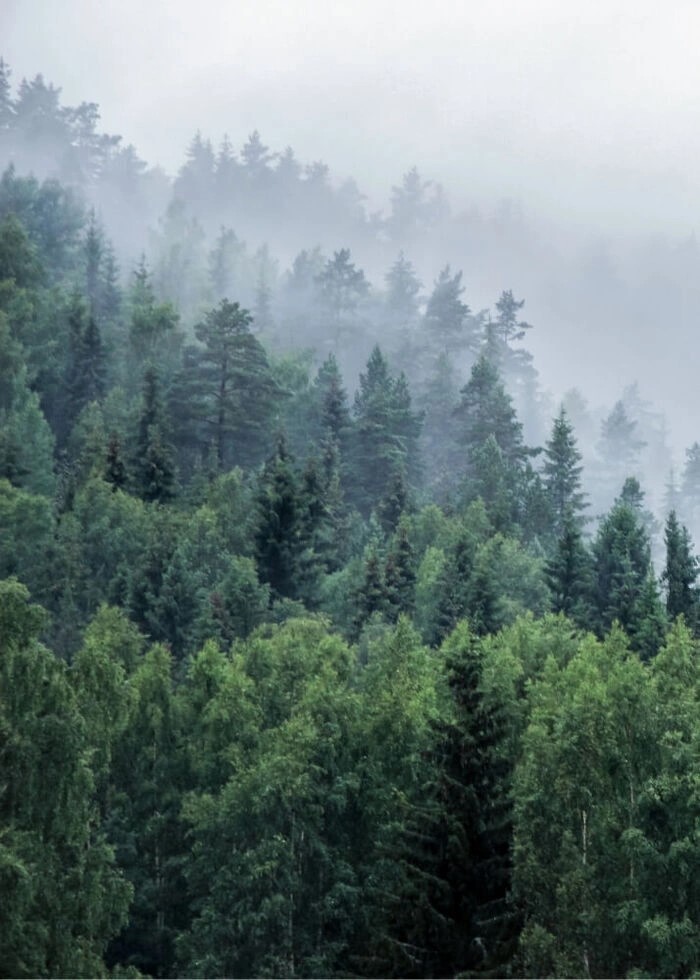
3, 56, 700, 979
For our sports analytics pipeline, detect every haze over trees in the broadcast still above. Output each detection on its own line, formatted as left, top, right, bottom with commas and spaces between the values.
3, 57, 700, 978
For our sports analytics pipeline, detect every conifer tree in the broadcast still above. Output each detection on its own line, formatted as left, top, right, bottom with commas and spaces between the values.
104, 431, 127, 490
424, 265, 481, 356
542, 407, 587, 537
662, 510, 698, 627
385, 251, 422, 323
132, 367, 176, 503
193, 298, 279, 468
681, 441, 700, 529
255, 435, 301, 600
384, 521, 416, 621
350, 346, 421, 514
545, 514, 595, 629
354, 545, 388, 635
593, 495, 654, 640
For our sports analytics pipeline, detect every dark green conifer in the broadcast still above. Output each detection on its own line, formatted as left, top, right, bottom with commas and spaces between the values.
132, 367, 176, 503
662, 510, 698, 627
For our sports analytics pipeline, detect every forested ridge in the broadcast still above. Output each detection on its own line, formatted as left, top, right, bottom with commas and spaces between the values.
3, 58, 700, 979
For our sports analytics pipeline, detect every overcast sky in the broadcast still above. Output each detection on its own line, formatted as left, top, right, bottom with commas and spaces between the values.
4, 0, 700, 233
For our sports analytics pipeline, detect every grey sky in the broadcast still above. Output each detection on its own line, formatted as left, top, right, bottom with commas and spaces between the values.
4, 0, 700, 232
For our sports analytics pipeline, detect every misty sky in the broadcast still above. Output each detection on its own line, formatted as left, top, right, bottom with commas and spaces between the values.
4, 0, 700, 234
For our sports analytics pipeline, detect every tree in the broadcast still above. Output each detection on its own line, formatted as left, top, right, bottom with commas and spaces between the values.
681, 441, 700, 531
127, 257, 182, 385
315, 248, 369, 341
592, 496, 655, 641
255, 435, 301, 600
424, 265, 481, 357
131, 367, 176, 503
192, 299, 280, 469
542, 407, 587, 537
384, 251, 422, 323
545, 515, 594, 629
63, 291, 106, 436
662, 510, 698, 628
349, 346, 422, 515
208, 226, 244, 300
598, 400, 645, 473
454, 356, 532, 526
388, 167, 447, 240
0, 579, 131, 977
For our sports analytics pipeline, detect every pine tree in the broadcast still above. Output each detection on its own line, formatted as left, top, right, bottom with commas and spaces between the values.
0, 58, 14, 134
545, 514, 595, 629
132, 367, 176, 503
424, 265, 481, 356
455, 355, 527, 469
104, 432, 127, 489
593, 496, 654, 640
542, 407, 587, 537
193, 299, 279, 468
598, 400, 645, 472
315, 248, 369, 343
350, 346, 422, 515
315, 353, 351, 447
255, 435, 301, 600
354, 545, 388, 635
384, 521, 416, 620
208, 226, 243, 299
662, 510, 699, 627
63, 292, 106, 437
681, 442, 700, 530
385, 251, 422, 323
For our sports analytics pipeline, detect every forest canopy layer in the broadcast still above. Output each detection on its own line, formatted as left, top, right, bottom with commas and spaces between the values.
2, 58, 700, 979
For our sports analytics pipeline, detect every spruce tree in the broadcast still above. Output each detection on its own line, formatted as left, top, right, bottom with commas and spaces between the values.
132, 367, 176, 503
542, 407, 587, 538
662, 510, 698, 627
545, 514, 595, 629
255, 435, 301, 600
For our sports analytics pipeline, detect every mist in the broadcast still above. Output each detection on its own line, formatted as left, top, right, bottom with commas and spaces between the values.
3, 0, 700, 487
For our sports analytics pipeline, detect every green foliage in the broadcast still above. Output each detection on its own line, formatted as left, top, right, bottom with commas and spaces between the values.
0, 579, 131, 977
191, 298, 280, 468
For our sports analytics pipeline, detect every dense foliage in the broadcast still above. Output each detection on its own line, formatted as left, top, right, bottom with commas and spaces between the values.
3, 59, 700, 978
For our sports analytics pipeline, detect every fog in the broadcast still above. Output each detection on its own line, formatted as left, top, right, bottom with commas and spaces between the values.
3, 0, 700, 481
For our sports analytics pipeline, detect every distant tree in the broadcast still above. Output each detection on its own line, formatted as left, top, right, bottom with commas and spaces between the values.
241, 130, 273, 181
598, 400, 645, 471
424, 265, 481, 357
388, 166, 447, 239
0, 58, 13, 135
681, 441, 700, 528
315, 248, 369, 337
385, 251, 422, 323
207, 226, 244, 299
